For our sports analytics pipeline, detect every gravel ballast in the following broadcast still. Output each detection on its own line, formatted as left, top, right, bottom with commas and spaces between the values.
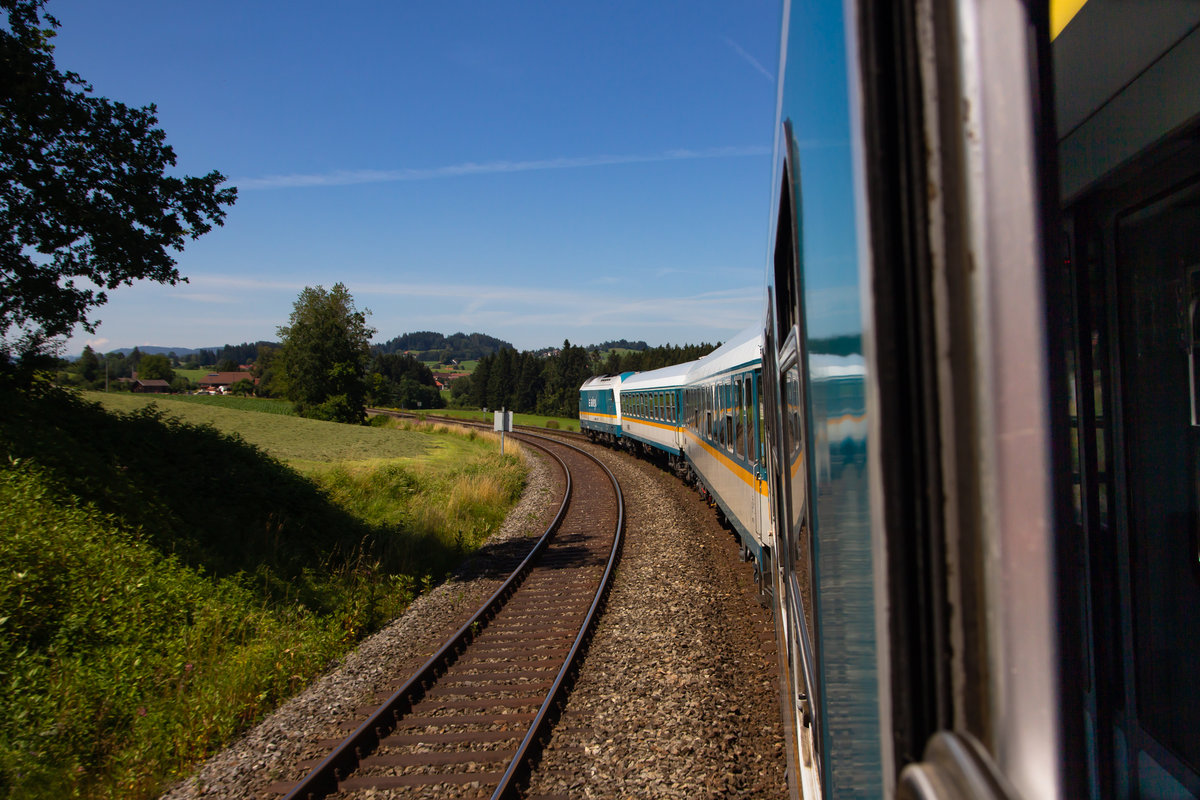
159, 437, 787, 799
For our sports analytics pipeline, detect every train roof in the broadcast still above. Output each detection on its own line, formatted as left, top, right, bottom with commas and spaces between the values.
580, 373, 632, 391
685, 325, 763, 383
620, 359, 694, 391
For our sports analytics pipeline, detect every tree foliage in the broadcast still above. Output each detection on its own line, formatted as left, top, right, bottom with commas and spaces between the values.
365, 352, 444, 410
464, 339, 718, 418
136, 353, 173, 382
373, 331, 513, 362
599, 342, 717, 374
0, 0, 236, 361
277, 283, 375, 424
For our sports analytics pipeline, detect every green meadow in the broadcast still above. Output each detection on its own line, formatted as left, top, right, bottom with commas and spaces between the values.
403, 407, 580, 433
1, 387, 527, 799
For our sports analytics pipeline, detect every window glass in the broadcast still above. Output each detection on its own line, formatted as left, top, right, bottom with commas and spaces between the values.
735, 375, 746, 460
726, 379, 735, 453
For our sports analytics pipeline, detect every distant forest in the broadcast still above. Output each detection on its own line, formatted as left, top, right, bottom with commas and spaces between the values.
595, 342, 717, 375
460, 340, 719, 418
373, 331, 513, 362
587, 339, 649, 353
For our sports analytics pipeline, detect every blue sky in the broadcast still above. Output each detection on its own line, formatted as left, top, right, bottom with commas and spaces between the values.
50, 1, 782, 355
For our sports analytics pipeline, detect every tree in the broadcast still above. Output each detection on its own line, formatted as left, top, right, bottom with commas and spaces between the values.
0, 0, 236, 363
251, 343, 282, 397
137, 353, 173, 382
277, 283, 375, 424
77, 344, 99, 383
229, 378, 255, 396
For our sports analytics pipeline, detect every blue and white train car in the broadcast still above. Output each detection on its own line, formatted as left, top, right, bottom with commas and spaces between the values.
578, 373, 628, 445
618, 360, 690, 461
680, 326, 771, 570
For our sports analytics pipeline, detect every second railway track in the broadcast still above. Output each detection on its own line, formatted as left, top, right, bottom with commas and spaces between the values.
280, 430, 624, 800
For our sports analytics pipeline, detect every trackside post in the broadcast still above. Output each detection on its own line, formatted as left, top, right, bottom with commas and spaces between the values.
494, 409, 513, 454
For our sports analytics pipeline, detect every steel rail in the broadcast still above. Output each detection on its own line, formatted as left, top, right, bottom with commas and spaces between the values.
489, 432, 625, 799
281, 430, 624, 800
281, 438, 572, 800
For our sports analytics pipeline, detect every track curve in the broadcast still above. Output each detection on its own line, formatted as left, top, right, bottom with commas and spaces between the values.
279, 430, 623, 800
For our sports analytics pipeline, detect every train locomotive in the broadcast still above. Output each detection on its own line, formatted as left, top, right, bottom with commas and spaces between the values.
586, 0, 1200, 797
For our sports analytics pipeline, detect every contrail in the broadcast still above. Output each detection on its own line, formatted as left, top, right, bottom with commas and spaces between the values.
234, 145, 770, 190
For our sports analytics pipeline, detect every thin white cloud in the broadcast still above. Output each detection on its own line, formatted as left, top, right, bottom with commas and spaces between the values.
234, 146, 770, 191
723, 37, 775, 83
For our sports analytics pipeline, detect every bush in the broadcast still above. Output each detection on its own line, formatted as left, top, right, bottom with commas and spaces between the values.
0, 385, 527, 797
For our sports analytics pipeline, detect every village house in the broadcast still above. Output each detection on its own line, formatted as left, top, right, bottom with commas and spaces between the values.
130, 379, 171, 393
197, 371, 255, 392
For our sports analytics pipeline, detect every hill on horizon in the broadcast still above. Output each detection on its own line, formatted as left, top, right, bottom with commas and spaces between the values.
67, 332, 671, 363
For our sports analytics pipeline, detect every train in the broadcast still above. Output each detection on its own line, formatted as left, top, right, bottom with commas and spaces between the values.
582, 0, 1200, 797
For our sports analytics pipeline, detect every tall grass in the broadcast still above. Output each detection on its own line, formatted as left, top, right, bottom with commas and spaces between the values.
0, 387, 525, 798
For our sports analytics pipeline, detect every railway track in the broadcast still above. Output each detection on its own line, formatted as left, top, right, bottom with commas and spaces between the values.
278, 430, 623, 800
370, 409, 587, 441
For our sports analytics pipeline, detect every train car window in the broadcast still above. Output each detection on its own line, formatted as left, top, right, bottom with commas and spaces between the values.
735, 375, 746, 461
717, 383, 726, 449
739, 376, 748, 462
725, 379, 735, 454
709, 385, 714, 439
755, 371, 764, 466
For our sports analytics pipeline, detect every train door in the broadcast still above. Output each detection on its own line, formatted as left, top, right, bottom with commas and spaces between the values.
1054, 1, 1200, 794
1064, 138, 1200, 798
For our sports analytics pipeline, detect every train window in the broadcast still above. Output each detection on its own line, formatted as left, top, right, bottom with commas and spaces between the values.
727, 381, 734, 451
700, 386, 710, 441
716, 383, 725, 447
755, 372, 764, 466
739, 376, 748, 462
735, 375, 747, 460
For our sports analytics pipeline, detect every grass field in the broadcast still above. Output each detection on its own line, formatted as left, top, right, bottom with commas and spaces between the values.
157, 393, 295, 415
400, 408, 580, 433
3, 388, 526, 798
173, 368, 212, 383
89, 392, 435, 469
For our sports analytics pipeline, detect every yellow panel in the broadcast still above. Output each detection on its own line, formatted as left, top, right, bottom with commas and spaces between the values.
1052, 0, 1089, 39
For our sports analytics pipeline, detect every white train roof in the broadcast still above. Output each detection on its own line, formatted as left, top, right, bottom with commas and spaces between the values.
620, 359, 693, 391
580, 373, 629, 391
685, 325, 763, 383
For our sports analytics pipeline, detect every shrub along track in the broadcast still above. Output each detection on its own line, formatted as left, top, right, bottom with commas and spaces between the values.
276, 431, 624, 800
